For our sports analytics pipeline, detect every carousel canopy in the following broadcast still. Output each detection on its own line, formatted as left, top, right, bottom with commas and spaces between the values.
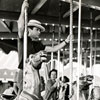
0, 0, 99, 65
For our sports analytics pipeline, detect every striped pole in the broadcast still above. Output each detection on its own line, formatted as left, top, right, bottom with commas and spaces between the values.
69, 0, 73, 99
57, 0, 62, 79
94, 30, 97, 67
77, 0, 82, 100
51, 30, 55, 70
93, 30, 97, 86
89, 9, 93, 98
23, 0, 28, 90
90, 10, 93, 75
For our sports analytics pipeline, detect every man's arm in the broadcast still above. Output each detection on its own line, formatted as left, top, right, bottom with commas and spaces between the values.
45, 34, 71, 52
17, 1, 29, 38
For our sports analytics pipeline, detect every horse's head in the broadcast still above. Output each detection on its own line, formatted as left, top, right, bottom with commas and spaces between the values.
71, 75, 94, 100
26, 51, 47, 69
79, 75, 93, 90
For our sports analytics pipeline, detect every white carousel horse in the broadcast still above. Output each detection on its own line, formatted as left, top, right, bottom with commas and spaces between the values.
18, 51, 47, 100
89, 86, 100, 100
71, 75, 93, 100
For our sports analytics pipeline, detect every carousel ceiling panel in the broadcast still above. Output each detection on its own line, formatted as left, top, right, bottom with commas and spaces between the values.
74, 0, 100, 8
0, 0, 39, 12
0, 0, 99, 64
0, 0, 99, 27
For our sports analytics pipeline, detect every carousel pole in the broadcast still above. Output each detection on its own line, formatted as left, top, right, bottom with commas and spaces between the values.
94, 30, 97, 66
62, 47, 65, 100
84, 49, 88, 76
51, 28, 55, 70
90, 9, 93, 75
62, 48, 65, 81
23, 0, 28, 90
57, 0, 62, 79
80, 33, 84, 75
93, 29, 97, 86
84, 40, 88, 76
69, 0, 73, 99
77, 0, 82, 100
89, 9, 93, 98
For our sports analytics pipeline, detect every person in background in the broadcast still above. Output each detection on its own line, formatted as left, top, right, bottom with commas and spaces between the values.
17, 0, 71, 99
58, 76, 69, 100
1, 81, 16, 100
44, 69, 58, 100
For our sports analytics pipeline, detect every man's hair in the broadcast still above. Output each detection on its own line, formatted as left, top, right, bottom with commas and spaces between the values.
48, 69, 57, 78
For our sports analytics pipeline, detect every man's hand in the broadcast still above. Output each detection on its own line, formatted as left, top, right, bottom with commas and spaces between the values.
65, 34, 74, 43
28, 51, 47, 67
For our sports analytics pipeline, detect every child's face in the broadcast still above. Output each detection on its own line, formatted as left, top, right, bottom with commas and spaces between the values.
50, 71, 57, 80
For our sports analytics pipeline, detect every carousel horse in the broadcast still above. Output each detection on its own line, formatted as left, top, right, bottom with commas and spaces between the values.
1, 87, 16, 100
18, 51, 47, 100
89, 86, 100, 100
71, 75, 93, 100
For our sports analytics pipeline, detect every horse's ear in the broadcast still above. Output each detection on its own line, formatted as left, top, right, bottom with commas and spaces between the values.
72, 81, 76, 85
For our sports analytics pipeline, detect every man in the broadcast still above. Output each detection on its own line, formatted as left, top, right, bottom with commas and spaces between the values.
16, 0, 71, 99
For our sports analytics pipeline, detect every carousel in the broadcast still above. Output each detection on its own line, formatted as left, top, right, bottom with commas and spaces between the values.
0, 0, 100, 100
